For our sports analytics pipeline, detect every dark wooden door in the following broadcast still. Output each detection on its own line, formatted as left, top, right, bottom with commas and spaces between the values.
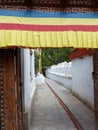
0, 49, 22, 130
93, 49, 98, 130
15, 49, 22, 130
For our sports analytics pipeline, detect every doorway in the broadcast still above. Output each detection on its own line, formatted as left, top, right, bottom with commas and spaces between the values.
0, 49, 22, 130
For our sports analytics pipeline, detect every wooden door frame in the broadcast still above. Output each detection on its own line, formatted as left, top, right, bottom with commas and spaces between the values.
0, 48, 22, 130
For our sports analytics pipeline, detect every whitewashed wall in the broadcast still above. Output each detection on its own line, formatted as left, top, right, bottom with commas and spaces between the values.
46, 56, 94, 110
23, 49, 36, 111
21, 49, 36, 129
46, 62, 72, 90
46, 72, 72, 90
71, 56, 94, 109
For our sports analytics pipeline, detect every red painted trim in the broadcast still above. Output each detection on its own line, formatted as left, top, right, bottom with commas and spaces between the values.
0, 23, 98, 31
69, 49, 93, 60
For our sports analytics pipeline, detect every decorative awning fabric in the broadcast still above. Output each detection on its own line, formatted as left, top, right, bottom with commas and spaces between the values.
0, 9, 98, 48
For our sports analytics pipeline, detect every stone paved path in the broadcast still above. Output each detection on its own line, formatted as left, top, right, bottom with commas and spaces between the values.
29, 78, 95, 130
29, 82, 76, 130
46, 78, 95, 130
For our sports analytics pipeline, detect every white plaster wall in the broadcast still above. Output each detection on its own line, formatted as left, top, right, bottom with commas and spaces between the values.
30, 50, 36, 102
46, 71, 72, 90
71, 56, 94, 109
49, 62, 72, 77
23, 49, 36, 111
46, 62, 72, 90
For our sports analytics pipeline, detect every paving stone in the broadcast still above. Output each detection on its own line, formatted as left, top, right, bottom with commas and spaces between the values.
46, 78, 95, 130
30, 83, 76, 130
29, 78, 95, 130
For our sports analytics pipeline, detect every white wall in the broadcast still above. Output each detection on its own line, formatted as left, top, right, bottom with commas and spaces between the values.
71, 56, 94, 109
46, 71, 72, 90
22, 49, 36, 111
46, 56, 94, 110
46, 62, 72, 90
49, 62, 72, 77
21, 49, 36, 129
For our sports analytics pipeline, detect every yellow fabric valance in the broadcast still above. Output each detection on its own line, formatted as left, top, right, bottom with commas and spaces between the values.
0, 30, 98, 48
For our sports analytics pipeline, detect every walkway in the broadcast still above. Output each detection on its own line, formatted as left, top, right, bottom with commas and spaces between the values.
29, 78, 95, 130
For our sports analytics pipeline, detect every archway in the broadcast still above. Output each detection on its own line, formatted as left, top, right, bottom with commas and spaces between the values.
0, 9, 98, 130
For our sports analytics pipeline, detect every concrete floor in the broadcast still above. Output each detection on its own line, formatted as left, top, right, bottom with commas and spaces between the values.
29, 78, 95, 130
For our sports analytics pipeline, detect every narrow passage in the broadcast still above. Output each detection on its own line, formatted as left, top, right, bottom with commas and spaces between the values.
46, 81, 82, 130
45, 78, 95, 130
30, 81, 76, 130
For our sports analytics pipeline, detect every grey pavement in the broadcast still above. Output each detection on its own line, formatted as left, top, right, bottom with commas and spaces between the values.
45, 78, 95, 130
29, 78, 95, 130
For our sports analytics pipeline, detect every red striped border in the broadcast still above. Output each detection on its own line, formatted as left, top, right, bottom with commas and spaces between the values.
0, 23, 98, 31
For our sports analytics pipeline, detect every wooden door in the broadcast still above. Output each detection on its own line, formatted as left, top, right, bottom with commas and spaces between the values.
0, 49, 22, 130
15, 49, 22, 130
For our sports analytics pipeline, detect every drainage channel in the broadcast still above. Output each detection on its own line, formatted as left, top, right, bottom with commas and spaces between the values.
46, 81, 82, 130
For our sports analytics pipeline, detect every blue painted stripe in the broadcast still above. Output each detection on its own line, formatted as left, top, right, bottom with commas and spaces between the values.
0, 9, 98, 18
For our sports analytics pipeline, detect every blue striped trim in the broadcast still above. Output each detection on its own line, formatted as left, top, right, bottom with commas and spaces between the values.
0, 9, 98, 18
